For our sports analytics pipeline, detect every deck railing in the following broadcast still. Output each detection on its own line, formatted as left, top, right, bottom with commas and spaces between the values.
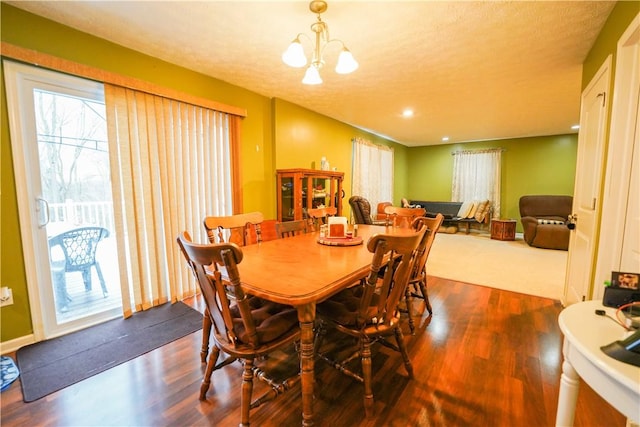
49, 200, 115, 232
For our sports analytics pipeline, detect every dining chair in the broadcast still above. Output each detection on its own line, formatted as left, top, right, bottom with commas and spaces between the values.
253, 219, 278, 242
176, 231, 217, 364
306, 206, 337, 231
383, 205, 426, 228
200, 211, 264, 363
203, 211, 264, 246
177, 232, 301, 426
314, 226, 426, 418
402, 214, 444, 333
275, 219, 308, 238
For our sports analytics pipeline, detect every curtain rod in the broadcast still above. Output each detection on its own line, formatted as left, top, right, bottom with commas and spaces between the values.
451, 148, 506, 155
352, 137, 394, 151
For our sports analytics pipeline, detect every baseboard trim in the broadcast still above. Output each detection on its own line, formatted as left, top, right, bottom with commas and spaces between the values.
1, 334, 36, 355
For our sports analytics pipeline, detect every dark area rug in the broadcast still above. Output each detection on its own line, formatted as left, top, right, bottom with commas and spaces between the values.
16, 301, 203, 402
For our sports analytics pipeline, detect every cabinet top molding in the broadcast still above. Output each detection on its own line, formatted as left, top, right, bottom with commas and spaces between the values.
276, 168, 344, 178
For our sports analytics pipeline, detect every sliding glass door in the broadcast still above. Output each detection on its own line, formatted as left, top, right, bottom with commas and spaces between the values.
4, 60, 122, 339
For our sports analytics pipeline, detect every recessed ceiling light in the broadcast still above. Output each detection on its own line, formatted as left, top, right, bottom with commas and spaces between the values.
402, 109, 414, 118
442, 136, 449, 142
571, 124, 580, 130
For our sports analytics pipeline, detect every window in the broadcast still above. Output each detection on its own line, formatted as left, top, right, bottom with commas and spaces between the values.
352, 137, 394, 212
451, 148, 502, 217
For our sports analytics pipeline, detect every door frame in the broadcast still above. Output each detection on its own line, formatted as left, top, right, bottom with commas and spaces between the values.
4, 60, 121, 340
593, 12, 640, 300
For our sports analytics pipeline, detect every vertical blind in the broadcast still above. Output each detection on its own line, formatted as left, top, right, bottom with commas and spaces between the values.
105, 84, 238, 316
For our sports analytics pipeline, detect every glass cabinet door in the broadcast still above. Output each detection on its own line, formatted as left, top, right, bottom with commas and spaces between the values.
280, 176, 295, 221
310, 178, 330, 209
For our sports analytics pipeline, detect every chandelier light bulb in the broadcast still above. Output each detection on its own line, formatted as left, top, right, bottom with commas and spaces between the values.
302, 65, 323, 85
282, 37, 307, 68
284, 1, 357, 85
335, 48, 358, 74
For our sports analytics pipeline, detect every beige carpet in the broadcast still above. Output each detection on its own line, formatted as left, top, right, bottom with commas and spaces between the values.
427, 231, 567, 300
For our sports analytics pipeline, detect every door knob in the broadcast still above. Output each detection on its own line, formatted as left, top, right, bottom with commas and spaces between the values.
567, 213, 577, 230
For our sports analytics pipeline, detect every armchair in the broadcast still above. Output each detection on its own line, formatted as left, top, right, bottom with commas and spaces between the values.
348, 196, 387, 225
519, 195, 573, 250
349, 196, 374, 224
375, 202, 392, 221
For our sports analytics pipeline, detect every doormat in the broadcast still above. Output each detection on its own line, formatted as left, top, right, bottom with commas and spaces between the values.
16, 301, 203, 402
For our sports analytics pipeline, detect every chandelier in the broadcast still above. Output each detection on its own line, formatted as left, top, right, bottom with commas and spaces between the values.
282, 1, 358, 85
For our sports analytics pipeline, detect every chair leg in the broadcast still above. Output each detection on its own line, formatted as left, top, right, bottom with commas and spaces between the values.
251, 367, 301, 409
199, 345, 220, 400
81, 269, 92, 291
313, 320, 326, 356
360, 338, 374, 418
418, 278, 433, 315
410, 271, 433, 316
52, 269, 70, 312
394, 326, 414, 379
240, 358, 255, 427
201, 310, 212, 363
94, 262, 108, 297
404, 286, 416, 335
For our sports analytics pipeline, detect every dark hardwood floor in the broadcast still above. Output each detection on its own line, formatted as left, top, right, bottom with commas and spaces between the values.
1, 277, 626, 426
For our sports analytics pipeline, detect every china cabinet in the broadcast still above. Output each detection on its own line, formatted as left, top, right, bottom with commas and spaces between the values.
276, 168, 344, 222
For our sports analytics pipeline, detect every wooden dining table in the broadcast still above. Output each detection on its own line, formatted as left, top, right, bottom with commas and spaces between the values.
235, 224, 418, 426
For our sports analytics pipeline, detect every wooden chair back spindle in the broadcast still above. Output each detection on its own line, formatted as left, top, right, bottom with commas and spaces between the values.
383, 206, 426, 228
306, 206, 337, 231
275, 220, 308, 238
203, 211, 264, 246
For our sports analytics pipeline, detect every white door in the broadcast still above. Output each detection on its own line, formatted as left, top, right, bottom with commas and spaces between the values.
4, 61, 122, 339
563, 56, 612, 306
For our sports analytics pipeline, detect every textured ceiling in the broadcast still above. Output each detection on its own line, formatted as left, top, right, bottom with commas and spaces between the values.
5, 1, 616, 147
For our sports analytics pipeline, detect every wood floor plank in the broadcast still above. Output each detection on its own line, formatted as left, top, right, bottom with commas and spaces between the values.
0, 277, 627, 426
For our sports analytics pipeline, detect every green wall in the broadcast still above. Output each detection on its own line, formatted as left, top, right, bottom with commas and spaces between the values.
582, 1, 640, 90
273, 98, 409, 209
406, 135, 578, 228
0, 4, 401, 342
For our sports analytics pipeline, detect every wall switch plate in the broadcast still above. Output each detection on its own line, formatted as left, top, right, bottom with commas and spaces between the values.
0, 287, 14, 307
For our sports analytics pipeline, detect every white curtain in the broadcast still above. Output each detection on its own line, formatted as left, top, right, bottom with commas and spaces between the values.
104, 84, 233, 316
451, 149, 502, 217
352, 137, 394, 215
